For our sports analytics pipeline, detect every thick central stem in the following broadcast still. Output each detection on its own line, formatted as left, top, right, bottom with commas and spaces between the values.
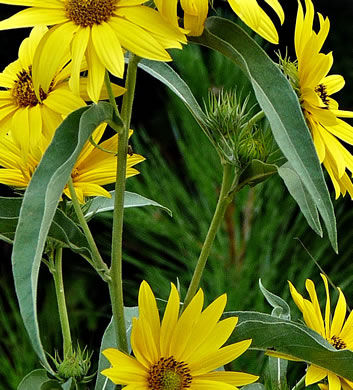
51, 247, 72, 356
109, 53, 139, 352
183, 163, 234, 309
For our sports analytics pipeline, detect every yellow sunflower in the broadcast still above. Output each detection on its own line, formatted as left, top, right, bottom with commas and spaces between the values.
0, 0, 187, 102
102, 280, 259, 389
0, 25, 85, 156
288, 274, 353, 390
292, 0, 353, 198
0, 124, 144, 204
155, 0, 284, 42
0, 24, 126, 158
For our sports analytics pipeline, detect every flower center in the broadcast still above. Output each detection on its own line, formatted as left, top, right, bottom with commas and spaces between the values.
148, 357, 192, 390
330, 335, 346, 350
65, 0, 116, 27
315, 84, 329, 107
11, 66, 47, 108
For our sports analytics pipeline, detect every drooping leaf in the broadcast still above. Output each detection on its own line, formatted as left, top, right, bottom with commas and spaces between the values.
85, 191, 172, 220
40, 380, 63, 390
12, 102, 115, 371
235, 160, 278, 191
259, 280, 290, 388
17, 369, 51, 390
226, 311, 353, 381
278, 162, 322, 237
94, 307, 139, 390
259, 279, 291, 320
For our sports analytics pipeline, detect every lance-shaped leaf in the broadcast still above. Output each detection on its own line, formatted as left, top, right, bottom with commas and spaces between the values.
94, 307, 139, 390
225, 311, 353, 381
12, 102, 115, 371
278, 162, 322, 237
190, 17, 336, 251
85, 191, 172, 219
0, 197, 92, 258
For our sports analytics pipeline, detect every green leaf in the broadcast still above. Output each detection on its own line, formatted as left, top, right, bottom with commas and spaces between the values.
40, 380, 63, 390
236, 160, 278, 191
226, 311, 353, 381
17, 369, 51, 390
61, 379, 72, 390
259, 279, 290, 320
278, 162, 322, 237
190, 17, 337, 251
94, 307, 138, 390
138, 59, 207, 126
258, 281, 290, 389
85, 191, 172, 219
12, 102, 115, 371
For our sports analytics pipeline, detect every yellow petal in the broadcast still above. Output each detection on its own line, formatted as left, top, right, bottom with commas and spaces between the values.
189, 339, 252, 375
69, 26, 90, 96
91, 22, 125, 78
0, 7, 67, 30
85, 35, 106, 103
331, 288, 347, 339
160, 283, 180, 356
305, 365, 327, 386
109, 16, 171, 61
32, 22, 77, 96
168, 288, 204, 359
138, 281, 161, 354
328, 372, 342, 390
199, 371, 259, 386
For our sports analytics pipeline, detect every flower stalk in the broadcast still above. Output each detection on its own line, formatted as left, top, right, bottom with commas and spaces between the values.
67, 178, 110, 281
108, 53, 140, 353
50, 247, 72, 356
183, 162, 235, 309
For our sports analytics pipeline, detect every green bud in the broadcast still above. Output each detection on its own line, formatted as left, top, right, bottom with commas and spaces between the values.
277, 52, 300, 95
49, 345, 95, 385
204, 89, 273, 168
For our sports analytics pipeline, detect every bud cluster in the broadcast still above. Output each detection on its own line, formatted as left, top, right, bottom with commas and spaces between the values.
204, 89, 273, 168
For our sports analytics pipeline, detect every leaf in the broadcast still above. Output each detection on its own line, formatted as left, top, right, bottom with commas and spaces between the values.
17, 369, 50, 390
85, 191, 172, 219
278, 162, 322, 237
259, 279, 291, 320
236, 160, 278, 191
190, 17, 337, 251
138, 59, 207, 126
40, 380, 63, 390
258, 280, 290, 389
226, 311, 353, 381
94, 307, 139, 390
12, 102, 115, 371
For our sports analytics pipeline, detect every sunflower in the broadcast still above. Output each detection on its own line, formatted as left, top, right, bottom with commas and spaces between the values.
0, 0, 187, 102
155, 0, 284, 42
290, 0, 353, 198
102, 281, 259, 389
288, 274, 353, 390
0, 25, 85, 156
0, 124, 144, 204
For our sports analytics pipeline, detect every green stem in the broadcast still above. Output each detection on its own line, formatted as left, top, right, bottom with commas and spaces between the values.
67, 178, 109, 281
291, 374, 306, 390
108, 53, 139, 352
183, 163, 234, 309
51, 247, 72, 356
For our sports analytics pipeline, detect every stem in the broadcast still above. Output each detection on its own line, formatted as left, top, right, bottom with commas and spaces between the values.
291, 374, 306, 390
51, 248, 72, 356
67, 178, 109, 281
183, 163, 234, 309
108, 53, 139, 352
